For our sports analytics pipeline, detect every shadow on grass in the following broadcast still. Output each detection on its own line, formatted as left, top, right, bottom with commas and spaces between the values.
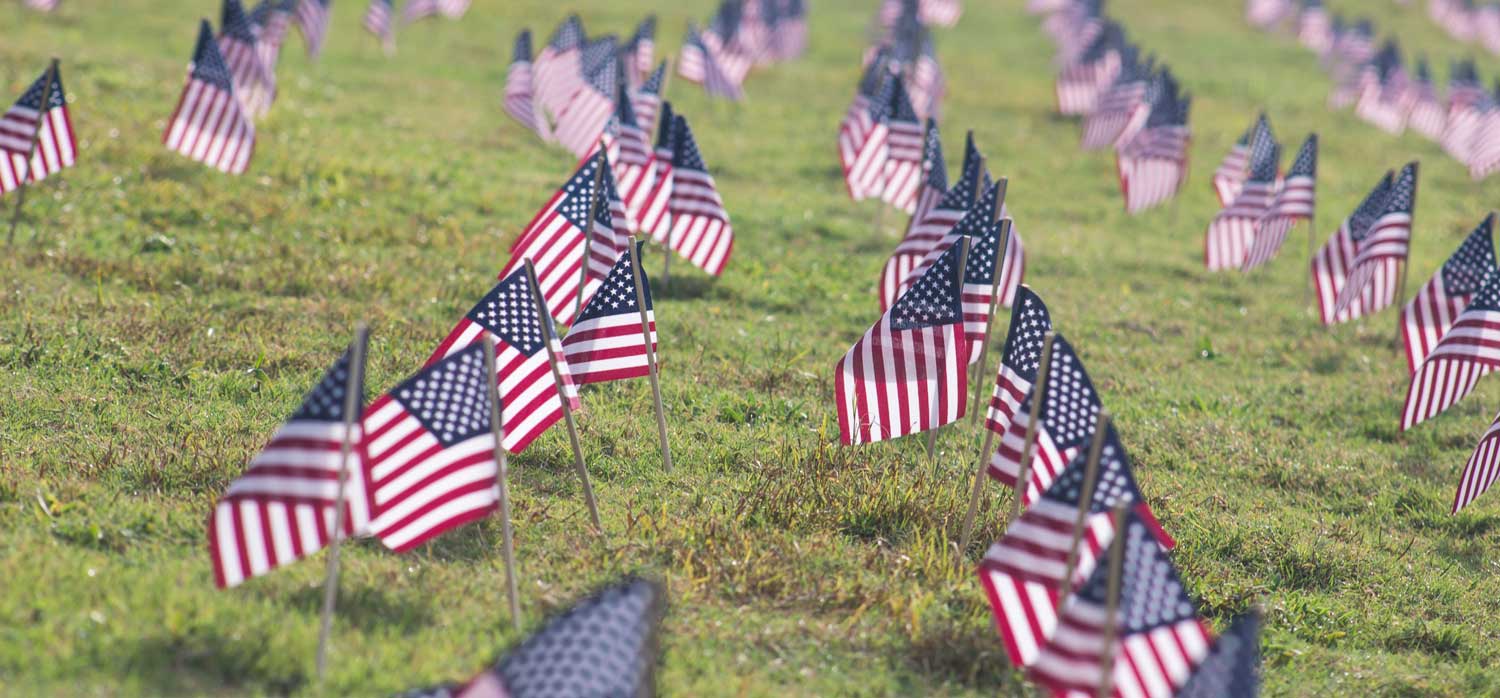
654, 272, 718, 302
121, 630, 307, 696
896, 618, 1028, 693
281, 582, 436, 633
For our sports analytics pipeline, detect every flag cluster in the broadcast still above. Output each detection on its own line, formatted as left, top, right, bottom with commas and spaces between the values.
678, 0, 809, 101
1203, 115, 1322, 273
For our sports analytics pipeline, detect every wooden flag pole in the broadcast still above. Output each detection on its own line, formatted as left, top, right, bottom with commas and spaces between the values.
1009, 332, 1056, 524
574, 150, 608, 321
1095, 503, 1130, 698
1306, 205, 1317, 304
628, 241, 673, 473
8, 58, 60, 246
657, 60, 675, 292
482, 336, 522, 631
1056, 411, 1112, 609
956, 425, 995, 559
925, 235, 971, 462
525, 261, 604, 533
315, 323, 371, 682
967, 181, 1010, 427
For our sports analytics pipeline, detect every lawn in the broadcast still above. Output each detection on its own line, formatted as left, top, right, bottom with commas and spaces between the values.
2, 0, 1499, 695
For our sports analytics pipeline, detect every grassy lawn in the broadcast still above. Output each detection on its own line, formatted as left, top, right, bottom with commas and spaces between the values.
3, 0, 1499, 695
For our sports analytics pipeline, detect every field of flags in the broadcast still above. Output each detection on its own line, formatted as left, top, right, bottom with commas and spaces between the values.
8, 0, 1500, 695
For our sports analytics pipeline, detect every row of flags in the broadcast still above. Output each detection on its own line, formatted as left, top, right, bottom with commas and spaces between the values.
679, 0, 810, 99
1203, 115, 1320, 272
360, 0, 471, 53
1038, 1, 1194, 215
1426, 0, 1500, 56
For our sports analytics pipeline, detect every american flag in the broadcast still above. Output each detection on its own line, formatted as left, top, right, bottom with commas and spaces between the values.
401, 0, 470, 23
1441, 62, 1485, 164
1402, 270, 1500, 431
908, 33, 946, 121
1211, 114, 1265, 207
1242, 132, 1317, 272
1056, 26, 1122, 117
535, 15, 586, 121
1468, 93, 1500, 181
426, 269, 581, 454
630, 61, 667, 136
1329, 162, 1417, 324
702, 11, 754, 87
24, 0, 59, 11
504, 30, 545, 138
1080, 52, 1150, 150
362, 0, 394, 48
553, 38, 619, 157
1480, 4, 1500, 55
1456, 408, 1500, 514
1326, 19, 1376, 82
1247, 0, 1294, 28
838, 55, 892, 201
1205, 132, 1280, 272
774, 0, 809, 62
680, 24, 744, 101
990, 333, 1105, 506
1297, 0, 1333, 54
885, 132, 991, 310
880, 119, 948, 309
1401, 215, 1496, 374
1116, 87, 1191, 215
209, 343, 370, 588
1355, 56, 1412, 135
507, 152, 630, 325
1175, 612, 1262, 698
163, 21, 256, 175
561, 243, 656, 385
881, 79, 924, 214
623, 101, 675, 242
982, 285, 1051, 450
293, 0, 331, 58
979, 426, 1175, 668
1029, 509, 1212, 698
599, 81, 652, 234
1406, 59, 1447, 141
248, 0, 295, 73
835, 241, 969, 445
662, 113, 734, 276
363, 344, 499, 553
219, 0, 277, 119
1312, 171, 1393, 326
624, 15, 657, 86
0, 63, 75, 197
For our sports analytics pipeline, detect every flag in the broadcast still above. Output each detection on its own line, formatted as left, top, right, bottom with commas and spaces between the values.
1355, 55, 1412, 135
535, 15, 587, 120
623, 101, 675, 242
292, 0, 331, 58
839, 61, 892, 202
1401, 271, 1500, 430
362, 0, 394, 47
1401, 216, 1497, 374
600, 80, 653, 234
1441, 63, 1486, 164
426, 269, 581, 455
209, 344, 369, 588
625, 16, 657, 84
835, 242, 969, 445
839, 52, 889, 197
775, 0, 809, 61
1212, 115, 1264, 207
1080, 54, 1150, 150
1205, 131, 1279, 271
661, 113, 734, 276
0, 63, 75, 196
979, 426, 1175, 668
219, 0, 277, 119
1407, 59, 1447, 141
24, 0, 59, 11
982, 285, 1052, 447
1056, 27, 1123, 116
880, 119, 948, 308
248, 0, 295, 72
1117, 88, 1191, 215
680, 24, 744, 101
907, 33, 946, 121
561, 243, 656, 385
884, 133, 991, 311
402, 0, 470, 23
1455, 408, 1500, 513
1176, 611, 1262, 698
553, 38, 619, 157
163, 21, 256, 175
990, 333, 1104, 506
631, 61, 667, 133
1312, 171, 1392, 326
1242, 133, 1317, 271
1469, 89, 1500, 180
504, 30, 545, 138
1330, 162, 1417, 323
364, 344, 500, 552
1029, 509, 1212, 698
507, 152, 630, 325
1298, 0, 1333, 53
881, 79, 925, 213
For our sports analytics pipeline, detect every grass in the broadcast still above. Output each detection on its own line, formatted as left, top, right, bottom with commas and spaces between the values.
2, 0, 1500, 695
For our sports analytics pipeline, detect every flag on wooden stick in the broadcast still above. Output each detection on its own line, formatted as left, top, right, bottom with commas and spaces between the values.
1401, 215, 1496, 374
163, 21, 256, 175
0, 62, 75, 197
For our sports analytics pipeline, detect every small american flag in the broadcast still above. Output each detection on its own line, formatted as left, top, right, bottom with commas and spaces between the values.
534, 15, 587, 121
426, 269, 581, 454
562, 243, 656, 385
163, 21, 256, 175
1176, 611, 1263, 698
1117, 87, 1191, 215
507, 152, 630, 325
1406, 59, 1447, 141
292, 0, 331, 58
680, 24, 744, 101
990, 333, 1104, 506
1298, 0, 1332, 53
402, 0, 470, 24
1312, 171, 1393, 326
1468, 94, 1500, 181
1242, 132, 1317, 272
624, 15, 657, 86
599, 80, 652, 234
1330, 162, 1417, 324
1080, 52, 1149, 151
775, 0, 809, 61
1402, 270, 1500, 431
890, 131, 991, 301
623, 100, 674, 242
1456, 408, 1500, 514
1440, 63, 1485, 164
1029, 509, 1212, 698
504, 30, 545, 138
0, 63, 75, 196
553, 38, 619, 157
1056, 26, 1122, 116
362, 0, 394, 48
1401, 215, 1497, 373
835, 241, 969, 445
630, 61, 667, 134
880, 79, 924, 213
209, 343, 370, 588
1211, 114, 1266, 207
662, 113, 734, 276
839, 51, 888, 192
839, 59, 892, 201
982, 285, 1051, 449
1480, 4, 1500, 55
979, 426, 1175, 668
1205, 131, 1279, 272
880, 119, 948, 308
1354, 56, 1411, 135
248, 0, 295, 73
219, 0, 277, 119
365, 343, 500, 553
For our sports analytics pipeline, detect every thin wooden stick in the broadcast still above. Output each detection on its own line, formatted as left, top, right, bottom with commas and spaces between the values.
956, 425, 996, 559
1096, 503, 1130, 698
8, 58, 59, 246
1305, 205, 1317, 304
967, 194, 1010, 427
924, 235, 971, 462
628, 241, 673, 473
1009, 332, 1056, 524
482, 336, 522, 631
315, 323, 371, 681
574, 150, 608, 321
1057, 411, 1112, 609
1395, 162, 1419, 331
525, 261, 603, 533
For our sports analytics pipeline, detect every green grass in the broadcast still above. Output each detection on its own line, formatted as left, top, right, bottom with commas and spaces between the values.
3, 0, 1500, 695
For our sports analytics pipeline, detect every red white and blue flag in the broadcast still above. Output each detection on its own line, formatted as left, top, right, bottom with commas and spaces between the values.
1312, 170, 1392, 326
0, 63, 76, 196
163, 21, 256, 175
1205, 130, 1279, 271
1401, 215, 1497, 374
661, 114, 734, 276
1330, 162, 1417, 323
562, 243, 657, 385
1242, 133, 1317, 271
1402, 270, 1500, 431
989, 333, 1104, 506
